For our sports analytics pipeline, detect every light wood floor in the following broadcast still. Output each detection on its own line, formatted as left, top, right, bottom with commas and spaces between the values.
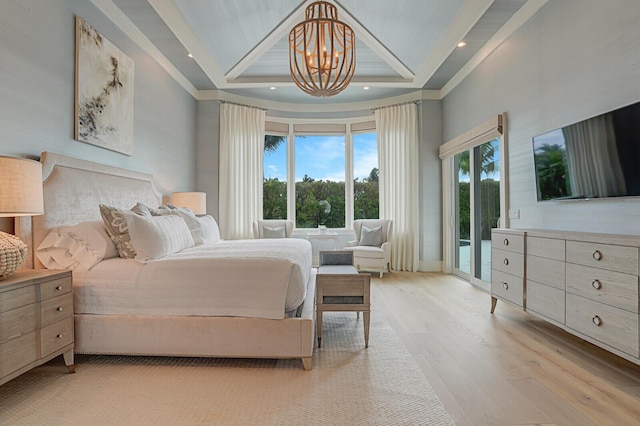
373, 272, 640, 426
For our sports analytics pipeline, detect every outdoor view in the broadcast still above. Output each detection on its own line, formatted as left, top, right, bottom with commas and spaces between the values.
263, 132, 378, 228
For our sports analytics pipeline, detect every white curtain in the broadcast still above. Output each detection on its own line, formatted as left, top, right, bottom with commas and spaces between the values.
375, 103, 419, 272
219, 103, 265, 239
563, 113, 626, 198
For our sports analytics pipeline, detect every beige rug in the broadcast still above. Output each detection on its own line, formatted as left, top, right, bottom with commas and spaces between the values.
0, 313, 454, 425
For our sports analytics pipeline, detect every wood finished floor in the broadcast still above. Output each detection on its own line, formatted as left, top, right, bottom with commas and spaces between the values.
372, 272, 640, 426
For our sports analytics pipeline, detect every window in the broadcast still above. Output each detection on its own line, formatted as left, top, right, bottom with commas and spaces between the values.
262, 121, 377, 229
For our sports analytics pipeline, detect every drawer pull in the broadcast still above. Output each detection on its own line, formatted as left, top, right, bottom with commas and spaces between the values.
56, 285, 63, 291
502, 282, 509, 290
56, 307, 64, 312
592, 250, 602, 261
592, 316, 602, 326
503, 258, 509, 266
56, 333, 64, 339
503, 238, 509, 246
591, 279, 602, 290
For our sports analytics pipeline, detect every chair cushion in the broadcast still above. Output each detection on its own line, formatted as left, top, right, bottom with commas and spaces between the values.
358, 225, 383, 247
349, 245, 385, 259
263, 225, 285, 238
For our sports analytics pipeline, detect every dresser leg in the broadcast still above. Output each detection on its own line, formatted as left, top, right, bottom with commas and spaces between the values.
63, 349, 75, 374
490, 296, 498, 313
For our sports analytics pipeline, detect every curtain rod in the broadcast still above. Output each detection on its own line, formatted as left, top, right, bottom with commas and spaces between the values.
219, 100, 268, 111
371, 100, 421, 112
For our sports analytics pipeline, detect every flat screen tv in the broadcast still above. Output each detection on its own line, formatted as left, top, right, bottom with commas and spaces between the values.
532, 100, 640, 201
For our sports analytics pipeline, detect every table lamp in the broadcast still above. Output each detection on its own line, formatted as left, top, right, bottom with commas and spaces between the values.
171, 192, 206, 215
0, 156, 44, 279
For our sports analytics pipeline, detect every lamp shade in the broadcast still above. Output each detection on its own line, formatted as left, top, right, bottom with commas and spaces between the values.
171, 192, 206, 215
0, 156, 43, 217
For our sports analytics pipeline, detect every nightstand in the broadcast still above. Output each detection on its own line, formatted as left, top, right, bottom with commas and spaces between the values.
0, 269, 74, 386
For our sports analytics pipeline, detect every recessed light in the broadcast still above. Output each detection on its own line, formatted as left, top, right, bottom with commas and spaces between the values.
363, 86, 370, 90
457, 41, 466, 48
269, 86, 276, 90
187, 53, 194, 58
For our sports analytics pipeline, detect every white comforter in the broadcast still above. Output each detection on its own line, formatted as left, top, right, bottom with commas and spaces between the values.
72, 238, 313, 320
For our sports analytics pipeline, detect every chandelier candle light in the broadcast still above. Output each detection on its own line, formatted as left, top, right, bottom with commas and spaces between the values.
289, 0, 355, 97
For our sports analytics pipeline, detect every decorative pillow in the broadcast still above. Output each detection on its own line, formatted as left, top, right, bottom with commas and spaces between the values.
358, 225, 384, 247
170, 208, 221, 245
123, 212, 195, 263
99, 204, 138, 258
263, 225, 286, 238
36, 221, 118, 270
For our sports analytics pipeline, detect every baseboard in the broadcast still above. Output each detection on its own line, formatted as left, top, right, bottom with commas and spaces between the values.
418, 260, 443, 272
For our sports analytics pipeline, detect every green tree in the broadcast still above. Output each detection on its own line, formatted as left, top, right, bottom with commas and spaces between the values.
534, 143, 570, 200
264, 135, 285, 153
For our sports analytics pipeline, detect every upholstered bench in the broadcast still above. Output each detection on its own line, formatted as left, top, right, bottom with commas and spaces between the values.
316, 251, 371, 348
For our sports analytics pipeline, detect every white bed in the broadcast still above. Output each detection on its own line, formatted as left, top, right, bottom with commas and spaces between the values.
27, 152, 316, 370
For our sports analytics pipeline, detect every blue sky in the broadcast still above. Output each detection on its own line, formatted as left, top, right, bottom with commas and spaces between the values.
264, 133, 378, 182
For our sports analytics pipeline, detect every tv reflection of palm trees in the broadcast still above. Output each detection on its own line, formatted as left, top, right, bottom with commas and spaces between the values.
534, 143, 571, 200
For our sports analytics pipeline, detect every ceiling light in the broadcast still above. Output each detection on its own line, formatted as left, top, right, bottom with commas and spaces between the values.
289, 1, 355, 97
187, 53, 193, 58
270, 86, 276, 90
457, 41, 466, 48
363, 86, 370, 90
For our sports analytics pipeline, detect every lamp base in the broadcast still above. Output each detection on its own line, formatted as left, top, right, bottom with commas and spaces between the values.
0, 231, 28, 280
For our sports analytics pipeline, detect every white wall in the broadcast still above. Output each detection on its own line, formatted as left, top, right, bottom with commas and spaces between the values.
0, 0, 197, 197
442, 0, 640, 235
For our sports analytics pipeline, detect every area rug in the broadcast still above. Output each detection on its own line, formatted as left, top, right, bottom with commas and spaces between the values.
0, 313, 455, 425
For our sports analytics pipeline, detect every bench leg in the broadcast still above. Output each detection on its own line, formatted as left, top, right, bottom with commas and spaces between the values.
363, 311, 370, 348
317, 310, 323, 348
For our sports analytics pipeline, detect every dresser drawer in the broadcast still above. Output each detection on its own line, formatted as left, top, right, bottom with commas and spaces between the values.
492, 269, 524, 307
566, 293, 639, 357
492, 248, 524, 277
0, 303, 37, 345
527, 255, 565, 290
527, 236, 565, 261
566, 263, 638, 313
492, 232, 524, 254
0, 331, 37, 379
41, 293, 73, 327
566, 241, 638, 275
0, 285, 36, 313
40, 316, 73, 358
527, 280, 565, 325
40, 275, 72, 300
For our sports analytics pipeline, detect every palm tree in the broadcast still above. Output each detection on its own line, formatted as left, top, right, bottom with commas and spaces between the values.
264, 135, 285, 153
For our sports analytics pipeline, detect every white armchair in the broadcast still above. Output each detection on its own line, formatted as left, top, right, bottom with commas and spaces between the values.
252, 219, 294, 239
344, 219, 392, 278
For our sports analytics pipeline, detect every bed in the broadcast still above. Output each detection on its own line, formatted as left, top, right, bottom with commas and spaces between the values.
26, 152, 316, 370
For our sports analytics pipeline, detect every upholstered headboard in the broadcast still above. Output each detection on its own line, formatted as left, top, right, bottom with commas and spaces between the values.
27, 152, 162, 268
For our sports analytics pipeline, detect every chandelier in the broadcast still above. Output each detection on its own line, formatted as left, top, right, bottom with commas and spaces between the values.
289, 1, 355, 97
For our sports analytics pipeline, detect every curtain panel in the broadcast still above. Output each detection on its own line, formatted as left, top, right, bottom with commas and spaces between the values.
219, 103, 266, 239
375, 103, 419, 272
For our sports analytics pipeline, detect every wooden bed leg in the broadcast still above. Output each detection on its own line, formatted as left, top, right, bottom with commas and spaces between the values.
490, 296, 498, 313
301, 357, 312, 371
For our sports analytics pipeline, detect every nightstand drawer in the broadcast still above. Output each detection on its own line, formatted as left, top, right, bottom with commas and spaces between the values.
492, 248, 524, 277
492, 232, 524, 254
566, 241, 638, 275
41, 294, 73, 327
566, 293, 639, 357
40, 316, 73, 358
566, 263, 638, 313
40, 275, 72, 300
527, 280, 565, 325
0, 285, 36, 313
0, 303, 37, 344
0, 331, 37, 379
527, 255, 565, 290
491, 269, 524, 307
527, 236, 565, 261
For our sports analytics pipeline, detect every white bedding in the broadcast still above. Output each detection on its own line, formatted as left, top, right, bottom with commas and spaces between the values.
72, 238, 313, 320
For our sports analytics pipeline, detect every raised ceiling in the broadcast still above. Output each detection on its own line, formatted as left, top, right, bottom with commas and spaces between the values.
102, 0, 545, 106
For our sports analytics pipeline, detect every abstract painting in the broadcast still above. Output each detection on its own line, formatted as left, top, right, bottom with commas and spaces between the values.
75, 16, 134, 155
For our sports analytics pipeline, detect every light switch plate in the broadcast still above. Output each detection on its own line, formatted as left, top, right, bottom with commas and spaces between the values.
508, 209, 520, 219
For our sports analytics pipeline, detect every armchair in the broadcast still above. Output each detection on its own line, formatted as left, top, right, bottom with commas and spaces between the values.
252, 219, 294, 239
344, 219, 392, 278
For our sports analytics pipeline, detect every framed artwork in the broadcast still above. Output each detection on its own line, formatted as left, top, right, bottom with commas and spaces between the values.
75, 16, 134, 155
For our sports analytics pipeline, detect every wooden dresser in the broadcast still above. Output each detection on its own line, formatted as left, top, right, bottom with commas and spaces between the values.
0, 269, 74, 386
491, 229, 640, 366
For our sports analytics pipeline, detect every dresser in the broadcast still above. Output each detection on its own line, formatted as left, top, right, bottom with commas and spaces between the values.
0, 269, 74, 386
491, 228, 640, 366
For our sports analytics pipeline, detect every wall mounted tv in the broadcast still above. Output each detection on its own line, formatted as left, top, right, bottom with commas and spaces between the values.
532, 100, 640, 201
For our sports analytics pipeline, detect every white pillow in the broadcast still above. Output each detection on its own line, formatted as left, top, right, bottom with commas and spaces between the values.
358, 225, 383, 247
263, 226, 286, 238
170, 208, 221, 245
36, 221, 118, 270
123, 212, 195, 263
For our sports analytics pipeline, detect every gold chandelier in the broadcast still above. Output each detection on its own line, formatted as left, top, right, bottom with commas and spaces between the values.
289, 1, 355, 97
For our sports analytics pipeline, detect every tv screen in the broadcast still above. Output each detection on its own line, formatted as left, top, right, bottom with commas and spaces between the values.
532, 100, 640, 201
